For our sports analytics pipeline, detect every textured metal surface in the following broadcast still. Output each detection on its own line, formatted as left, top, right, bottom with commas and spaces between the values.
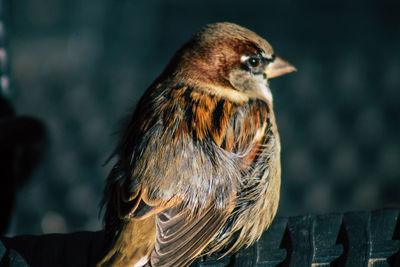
1, 209, 399, 266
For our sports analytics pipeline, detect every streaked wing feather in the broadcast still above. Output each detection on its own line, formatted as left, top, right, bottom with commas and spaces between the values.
151, 205, 230, 267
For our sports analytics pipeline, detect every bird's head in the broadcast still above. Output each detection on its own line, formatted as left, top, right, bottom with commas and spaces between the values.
163, 22, 296, 104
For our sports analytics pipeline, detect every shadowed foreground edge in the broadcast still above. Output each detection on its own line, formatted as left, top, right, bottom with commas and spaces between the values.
1, 209, 399, 266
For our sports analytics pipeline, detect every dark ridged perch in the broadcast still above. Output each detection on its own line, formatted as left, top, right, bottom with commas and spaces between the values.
1, 209, 399, 266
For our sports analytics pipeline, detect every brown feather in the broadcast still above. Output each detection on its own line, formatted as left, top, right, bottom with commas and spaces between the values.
97, 216, 156, 267
99, 22, 287, 267
150, 204, 233, 266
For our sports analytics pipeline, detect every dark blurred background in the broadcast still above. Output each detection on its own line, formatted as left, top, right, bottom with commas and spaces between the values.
3, 0, 400, 236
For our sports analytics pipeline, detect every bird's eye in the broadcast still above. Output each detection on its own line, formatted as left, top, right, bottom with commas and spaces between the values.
248, 57, 260, 68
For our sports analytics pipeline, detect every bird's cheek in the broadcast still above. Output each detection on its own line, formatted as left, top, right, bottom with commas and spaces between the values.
228, 69, 251, 92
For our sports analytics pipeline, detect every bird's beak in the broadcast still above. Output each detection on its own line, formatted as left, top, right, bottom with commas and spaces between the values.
265, 56, 297, 79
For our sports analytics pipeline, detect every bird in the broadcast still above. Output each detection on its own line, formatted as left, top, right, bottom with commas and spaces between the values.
97, 22, 296, 267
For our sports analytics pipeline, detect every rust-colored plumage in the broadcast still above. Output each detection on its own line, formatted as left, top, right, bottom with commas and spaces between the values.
98, 22, 296, 267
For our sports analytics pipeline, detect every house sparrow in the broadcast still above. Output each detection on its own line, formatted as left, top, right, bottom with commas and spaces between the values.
98, 22, 296, 267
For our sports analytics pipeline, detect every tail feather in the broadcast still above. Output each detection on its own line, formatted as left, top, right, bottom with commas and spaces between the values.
97, 216, 156, 267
